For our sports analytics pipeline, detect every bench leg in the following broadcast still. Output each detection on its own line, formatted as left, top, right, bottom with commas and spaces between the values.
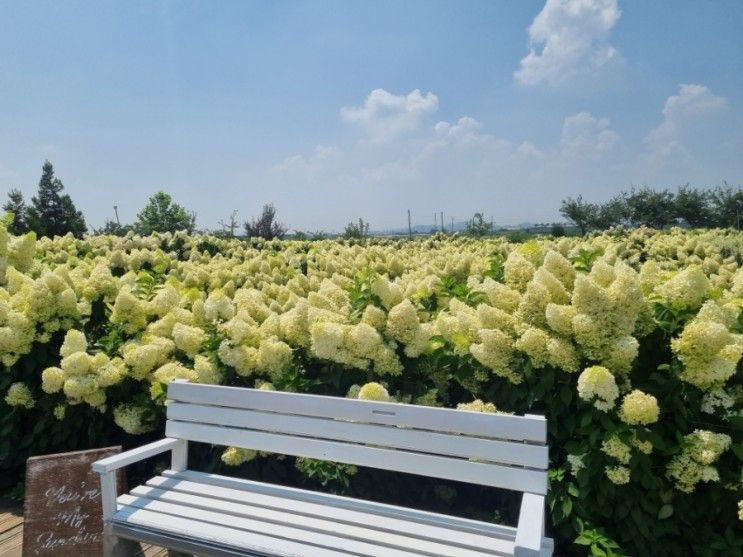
102, 524, 143, 556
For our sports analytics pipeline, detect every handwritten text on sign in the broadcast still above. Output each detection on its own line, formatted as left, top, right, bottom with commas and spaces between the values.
23, 446, 124, 557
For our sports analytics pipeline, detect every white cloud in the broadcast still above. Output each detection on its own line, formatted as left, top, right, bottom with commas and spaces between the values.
643, 84, 729, 173
434, 116, 483, 139
515, 0, 621, 86
560, 111, 620, 159
513, 141, 545, 160
274, 144, 342, 177
646, 84, 728, 148
340, 89, 438, 142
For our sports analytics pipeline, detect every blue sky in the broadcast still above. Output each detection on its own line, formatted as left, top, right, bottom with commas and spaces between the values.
1, 0, 742, 231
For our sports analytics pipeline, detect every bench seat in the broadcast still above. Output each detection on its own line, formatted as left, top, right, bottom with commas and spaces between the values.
110, 470, 553, 557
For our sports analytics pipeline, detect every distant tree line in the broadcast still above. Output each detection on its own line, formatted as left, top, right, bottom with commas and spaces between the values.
3, 161, 299, 240
560, 185, 743, 234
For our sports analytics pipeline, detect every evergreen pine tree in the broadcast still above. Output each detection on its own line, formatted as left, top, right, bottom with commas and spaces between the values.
26, 161, 87, 238
2, 189, 30, 234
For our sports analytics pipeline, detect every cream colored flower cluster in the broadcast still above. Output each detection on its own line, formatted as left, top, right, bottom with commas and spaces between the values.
618, 390, 659, 425
41, 330, 126, 409
457, 399, 498, 413
671, 300, 743, 390
4, 382, 34, 409
666, 429, 732, 493
577, 366, 619, 411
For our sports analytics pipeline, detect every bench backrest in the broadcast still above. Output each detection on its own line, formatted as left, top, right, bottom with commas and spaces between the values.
165, 382, 549, 495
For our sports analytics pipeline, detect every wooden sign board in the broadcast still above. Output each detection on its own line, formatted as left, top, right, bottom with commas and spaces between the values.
22, 446, 125, 556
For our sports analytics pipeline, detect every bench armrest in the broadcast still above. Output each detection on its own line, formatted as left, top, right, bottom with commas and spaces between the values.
514, 492, 546, 557
92, 438, 186, 474
91, 438, 187, 521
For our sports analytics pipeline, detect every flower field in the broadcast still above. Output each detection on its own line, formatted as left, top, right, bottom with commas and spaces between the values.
1, 220, 742, 555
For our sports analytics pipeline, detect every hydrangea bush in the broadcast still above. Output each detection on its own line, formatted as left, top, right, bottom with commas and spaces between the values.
1, 220, 742, 555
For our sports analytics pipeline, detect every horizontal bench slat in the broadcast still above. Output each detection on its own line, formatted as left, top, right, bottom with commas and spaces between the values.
165, 421, 548, 494
167, 402, 549, 469
123, 487, 509, 557
167, 382, 547, 443
112, 506, 356, 557
161, 470, 520, 541
143, 475, 517, 555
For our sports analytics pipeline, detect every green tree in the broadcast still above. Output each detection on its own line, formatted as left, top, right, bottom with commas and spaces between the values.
343, 218, 370, 240
465, 213, 493, 237
708, 184, 743, 228
675, 186, 711, 227
550, 223, 567, 237
94, 220, 132, 236
2, 189, 30, 234
243, 204, 287, 239
134, 191, 195, 235
624, 187, 676, 228
590, 194, 628, 230
560, 195, 595, 235
26, 161, 87, 238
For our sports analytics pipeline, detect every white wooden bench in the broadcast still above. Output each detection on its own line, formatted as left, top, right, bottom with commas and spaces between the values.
92, 381, 553, 557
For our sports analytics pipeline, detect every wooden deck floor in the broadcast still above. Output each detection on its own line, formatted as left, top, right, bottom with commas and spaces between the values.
0, 498, 168, 557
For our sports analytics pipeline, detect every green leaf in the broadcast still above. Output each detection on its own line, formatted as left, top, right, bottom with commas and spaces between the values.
562, 497, 573, 517
728, 416, 743, 431
658, 505, 674, 520
731, 444, 743, 461
560, 386, 572, 405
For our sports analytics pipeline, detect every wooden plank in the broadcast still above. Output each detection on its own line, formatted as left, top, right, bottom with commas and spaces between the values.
141, 544, 168, 557
161, 470, 519, 540
110, 522, 293, 557
0, 501, 24, 557
167, 382, 547, 443
0, 527, 22, 557
92, 439, 184, 474
167, 402, 549, 469
140, 477, 516, 555
114, 504, 413, 557
0, 514, 23, 535
0, 523, 23, 553
120, 489, 503, 557
166, 420, 548, 494
514, 493, 546, 557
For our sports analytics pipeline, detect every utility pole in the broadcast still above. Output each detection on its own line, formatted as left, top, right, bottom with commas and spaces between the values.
407, 209, 412, 239
451, 217, 454, 233
440, 212, 444, 233
113, 205, 120, 226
